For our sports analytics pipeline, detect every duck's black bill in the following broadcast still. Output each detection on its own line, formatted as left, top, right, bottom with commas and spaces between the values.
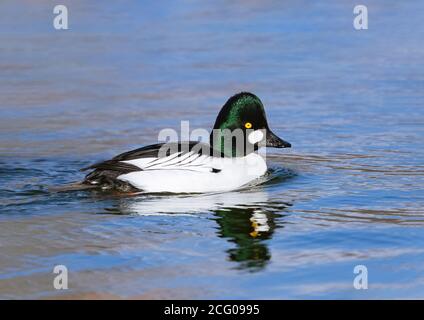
266, 130, 291, 148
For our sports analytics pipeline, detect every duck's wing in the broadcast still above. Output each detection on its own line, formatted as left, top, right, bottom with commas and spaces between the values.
81, 142, 165, 172
81, 142, 221, 187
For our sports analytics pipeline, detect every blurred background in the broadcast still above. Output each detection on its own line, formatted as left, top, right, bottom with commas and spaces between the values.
1, 0, 424, 299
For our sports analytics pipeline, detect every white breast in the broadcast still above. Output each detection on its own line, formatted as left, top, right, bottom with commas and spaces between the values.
116, 153, 267, 193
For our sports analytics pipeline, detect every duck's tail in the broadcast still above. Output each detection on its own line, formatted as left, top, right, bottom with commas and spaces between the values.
48, 182, 98, 193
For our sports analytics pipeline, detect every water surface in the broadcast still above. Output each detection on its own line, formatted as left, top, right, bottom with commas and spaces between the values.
1, 0, 424, 299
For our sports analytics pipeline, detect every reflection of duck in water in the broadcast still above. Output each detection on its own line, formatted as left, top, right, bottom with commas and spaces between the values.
214, 202, 289, 271
117, 189, 291, 271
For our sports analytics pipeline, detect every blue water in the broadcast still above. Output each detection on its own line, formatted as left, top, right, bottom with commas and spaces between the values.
1, 0, 424, 299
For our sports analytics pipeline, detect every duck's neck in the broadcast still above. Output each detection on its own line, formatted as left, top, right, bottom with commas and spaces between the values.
209, 130, 255, 158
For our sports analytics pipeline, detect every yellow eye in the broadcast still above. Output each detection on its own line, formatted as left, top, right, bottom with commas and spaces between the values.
245, 122, 252, 129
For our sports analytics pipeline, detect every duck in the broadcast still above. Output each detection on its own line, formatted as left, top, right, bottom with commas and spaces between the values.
81, 92, 291, 193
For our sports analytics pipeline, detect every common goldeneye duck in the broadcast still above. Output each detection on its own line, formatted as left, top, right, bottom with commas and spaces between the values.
81, 92, 291, 193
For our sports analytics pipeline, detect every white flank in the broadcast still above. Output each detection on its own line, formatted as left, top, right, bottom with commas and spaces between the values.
117, 152, 267, 193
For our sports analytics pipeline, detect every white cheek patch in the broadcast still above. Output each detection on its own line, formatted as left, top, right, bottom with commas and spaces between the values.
248, 130, 264, 144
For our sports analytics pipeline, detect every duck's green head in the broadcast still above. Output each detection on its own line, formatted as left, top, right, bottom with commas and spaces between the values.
210, 92, 291, 157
